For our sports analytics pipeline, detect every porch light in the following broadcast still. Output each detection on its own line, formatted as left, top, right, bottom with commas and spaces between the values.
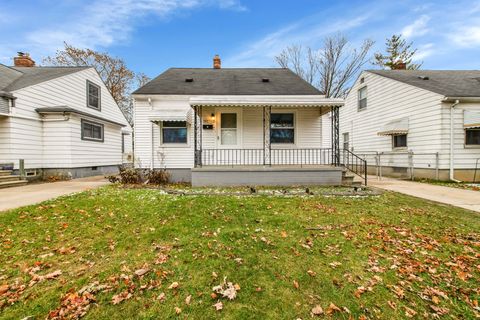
210, 113, 215, 121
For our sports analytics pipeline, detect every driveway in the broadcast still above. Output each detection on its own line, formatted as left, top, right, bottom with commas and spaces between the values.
369, 176, 480, 213
0, 176, 110, 212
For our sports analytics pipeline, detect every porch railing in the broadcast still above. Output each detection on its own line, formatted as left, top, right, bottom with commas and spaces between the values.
340, 149, 367, 185
200, 148, 333, 167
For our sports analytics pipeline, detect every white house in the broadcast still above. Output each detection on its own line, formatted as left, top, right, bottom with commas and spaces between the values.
132, 55, 358, 186
0, 53, 132, 185
338, 69, 480, 182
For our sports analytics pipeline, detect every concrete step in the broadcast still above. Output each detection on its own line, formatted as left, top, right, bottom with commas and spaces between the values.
0, 170, 13, 176
0, 180, 28, 189
0, 175, 22, 182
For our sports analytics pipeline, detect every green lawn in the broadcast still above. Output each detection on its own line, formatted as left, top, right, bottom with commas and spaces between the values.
1, 185, 479, 319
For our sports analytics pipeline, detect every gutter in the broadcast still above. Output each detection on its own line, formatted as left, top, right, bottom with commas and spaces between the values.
0, 112, 70, 122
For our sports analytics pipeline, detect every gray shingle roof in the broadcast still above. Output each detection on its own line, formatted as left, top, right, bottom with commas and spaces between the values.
133, 68, 322, 95
367, 70, 480, 97
0, 64, 90, 92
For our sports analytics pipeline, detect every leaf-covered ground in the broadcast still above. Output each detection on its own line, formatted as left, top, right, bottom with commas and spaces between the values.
1, 186, 479, 319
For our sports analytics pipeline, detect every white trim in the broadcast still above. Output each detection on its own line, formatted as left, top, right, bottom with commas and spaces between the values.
270, 110, 297, 147
189, 95, 343, 107
215, 107, 243, 149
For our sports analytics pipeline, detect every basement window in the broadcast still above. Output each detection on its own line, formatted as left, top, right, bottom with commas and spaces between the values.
81, 119, 104, 142
392, 134, 407, 149
358, 86, 367, 111
465, 128, 480, 146
87, 80, 101, 110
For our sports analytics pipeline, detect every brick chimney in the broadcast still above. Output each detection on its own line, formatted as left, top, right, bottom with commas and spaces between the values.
392, 60, 407, 70
213, 54, 221, 69
13, 52, 35, 67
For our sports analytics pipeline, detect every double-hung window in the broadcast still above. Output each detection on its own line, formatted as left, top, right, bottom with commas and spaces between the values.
81, 119, 104, 142
358, 86, 367, 110
270, 113, 295, 144
162, 121, 188, 144
87, 80, 101, 110
343, 132, 350, 150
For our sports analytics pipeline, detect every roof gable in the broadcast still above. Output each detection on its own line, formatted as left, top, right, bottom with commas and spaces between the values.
367, 70, 480, 97
133, 68, 322, 95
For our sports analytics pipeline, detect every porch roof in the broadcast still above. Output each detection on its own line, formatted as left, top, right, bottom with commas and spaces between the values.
189, 95, 344, 109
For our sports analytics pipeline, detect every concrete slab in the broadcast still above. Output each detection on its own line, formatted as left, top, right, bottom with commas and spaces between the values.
0, 176, 110, 212
368, 176, 480, 213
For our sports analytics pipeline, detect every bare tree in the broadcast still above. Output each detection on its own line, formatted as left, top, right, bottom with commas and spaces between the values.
275, 34, 374, 98
43, 42, 136, 124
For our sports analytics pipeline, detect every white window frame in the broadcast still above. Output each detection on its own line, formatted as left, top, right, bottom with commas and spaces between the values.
81, 119, 104, 142
392, 134, 407, 150
465, 128, 480, 148
358, 86, 367, 111
270, 111, 296, 146
160, 121, 189, 147
343, 132, 350, 150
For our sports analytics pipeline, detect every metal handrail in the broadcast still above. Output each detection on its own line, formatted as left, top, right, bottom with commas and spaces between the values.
341, 149, 368, 186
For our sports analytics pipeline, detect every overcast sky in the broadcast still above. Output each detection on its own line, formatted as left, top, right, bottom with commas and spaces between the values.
1, 0, 479, 78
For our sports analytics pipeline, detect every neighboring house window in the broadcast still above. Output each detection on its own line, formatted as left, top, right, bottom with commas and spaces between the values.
81, 119, 104, 142
121, 133, 126, 153
465, 128, 480, 146
343, 132, 350, 150
271, 113, 294, 144
358, 86, 367, 110
162, 121, 187, 144
392, 134, 407, 149
87, 80, 101, 110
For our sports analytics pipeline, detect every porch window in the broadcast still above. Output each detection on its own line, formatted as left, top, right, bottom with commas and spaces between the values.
271, 113, 294, 144
392, 134, 407, 149
162, 121, 187, 144
81, 119, 104, 142
465, 128, 480, 145
87, 80, 101, 110
358, 86, 367, 110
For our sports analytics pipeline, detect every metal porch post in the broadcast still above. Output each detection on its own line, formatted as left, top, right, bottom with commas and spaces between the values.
193, 106, 198, 167
331, 106, 340, 166
263, 106, 271, 166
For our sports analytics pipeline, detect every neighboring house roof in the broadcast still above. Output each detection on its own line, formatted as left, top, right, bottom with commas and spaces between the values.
367, 70, 480, 98
133, 68, 322, 95
0, 64, 90, 92
36, 106, 127, 127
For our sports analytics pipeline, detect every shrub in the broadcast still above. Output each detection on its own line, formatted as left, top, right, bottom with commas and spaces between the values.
119, 167, 142, 184
146, 169, 170, 185
106, 175, 119, 183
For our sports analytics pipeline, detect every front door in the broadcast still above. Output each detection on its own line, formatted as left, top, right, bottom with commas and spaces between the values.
216, 109, 241, 148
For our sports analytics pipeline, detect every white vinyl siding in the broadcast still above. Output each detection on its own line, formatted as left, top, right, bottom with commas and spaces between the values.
133, 96, 324, 169
0, 68, 130, 170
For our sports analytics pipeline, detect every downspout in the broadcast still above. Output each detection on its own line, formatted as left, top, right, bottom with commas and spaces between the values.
149, 97, 154, 170
449, 99, 461, 182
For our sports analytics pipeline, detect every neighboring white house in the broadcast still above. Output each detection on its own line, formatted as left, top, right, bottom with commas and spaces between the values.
337, 69, 480, 182
0, 53, 132, 182
132, 55, 352, 186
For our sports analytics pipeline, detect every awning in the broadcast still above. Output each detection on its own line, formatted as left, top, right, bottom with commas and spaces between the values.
464, 110, 480, 129
378, 118, 409, 136
149, 109, 193, 123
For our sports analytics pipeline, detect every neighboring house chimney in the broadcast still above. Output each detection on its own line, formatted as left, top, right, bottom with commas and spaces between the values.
392, 60, 407, 70
213, 55, 221, 69
14, 52, 35, 67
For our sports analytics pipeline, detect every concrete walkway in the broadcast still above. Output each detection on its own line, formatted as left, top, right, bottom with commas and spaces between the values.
0, 176, 110, 212
368, 176, 480, 212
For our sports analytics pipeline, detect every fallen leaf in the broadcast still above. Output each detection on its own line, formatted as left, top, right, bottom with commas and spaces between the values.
168, 282, 179, 290
185, 295, 192, 305
307, 270, 316, 277
213, 301, 223, 311
293, 280, 299, 289
404, 306, 417, 318
311, 305, 323, 316
157, 293, 166, 302
134, 268, 149, 277
175, 307, 182, 314
326, 303, 341, 315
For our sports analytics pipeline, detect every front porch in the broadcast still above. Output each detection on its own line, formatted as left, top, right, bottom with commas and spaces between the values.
186, 95, 362, 186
